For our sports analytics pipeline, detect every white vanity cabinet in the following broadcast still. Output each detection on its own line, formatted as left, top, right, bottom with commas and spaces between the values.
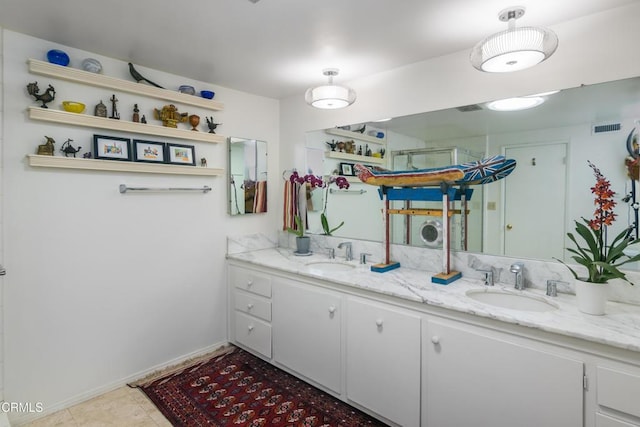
595, 365, 640, 427
346, 297, 421, 427
229, 265, 272, 358
272, 278, 342, 393
424, 319, 584, 427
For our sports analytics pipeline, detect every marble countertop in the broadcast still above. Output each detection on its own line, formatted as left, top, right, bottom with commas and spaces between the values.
228, 248, 640, 353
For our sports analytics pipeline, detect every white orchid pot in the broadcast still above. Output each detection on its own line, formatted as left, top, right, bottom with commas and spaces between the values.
575, 279, 609, 315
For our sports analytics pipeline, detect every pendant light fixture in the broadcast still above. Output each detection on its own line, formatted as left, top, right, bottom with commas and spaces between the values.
305, 68, 356, 109
470, 7, 558, 73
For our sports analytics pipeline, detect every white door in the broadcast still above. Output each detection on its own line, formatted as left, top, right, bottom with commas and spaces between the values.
425, 320, 584, 427
272, 279, 342, 393
504, 143, 567, 260
346, 298, 421, 427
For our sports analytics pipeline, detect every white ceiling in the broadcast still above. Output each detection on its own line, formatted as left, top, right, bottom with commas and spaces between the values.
0, 0, 637, 99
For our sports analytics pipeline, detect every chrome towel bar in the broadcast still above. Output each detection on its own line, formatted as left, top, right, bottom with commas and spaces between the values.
119, 184, 211, 194
329, 188, 366, 195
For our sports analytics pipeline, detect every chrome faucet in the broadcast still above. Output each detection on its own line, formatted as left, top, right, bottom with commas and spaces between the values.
337, 242, 353, 261
510, 262, 525, 290
477, 269, 494, 286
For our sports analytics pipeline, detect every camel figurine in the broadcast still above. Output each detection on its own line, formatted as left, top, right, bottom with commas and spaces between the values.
36, 136, 55, 156
60, 139, 81, 157
26, 82, 56, 108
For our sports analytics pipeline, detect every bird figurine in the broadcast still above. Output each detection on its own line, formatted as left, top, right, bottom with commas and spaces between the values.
128, 63, 164, 89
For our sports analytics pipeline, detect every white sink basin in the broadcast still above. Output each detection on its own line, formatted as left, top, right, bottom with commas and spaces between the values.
306, 261, 356, 272
466, 289, 558, 312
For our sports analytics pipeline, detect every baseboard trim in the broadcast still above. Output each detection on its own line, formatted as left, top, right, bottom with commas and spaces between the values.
10, 341, 229, 425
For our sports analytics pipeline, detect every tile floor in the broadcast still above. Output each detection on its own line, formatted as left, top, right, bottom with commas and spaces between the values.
22, 386, 170, 427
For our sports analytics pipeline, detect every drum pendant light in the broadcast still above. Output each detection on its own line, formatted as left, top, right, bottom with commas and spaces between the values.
470, 7, 558, 73
305, 68, 356, 109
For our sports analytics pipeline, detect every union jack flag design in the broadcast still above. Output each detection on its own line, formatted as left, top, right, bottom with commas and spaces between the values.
455, 155, 517, 185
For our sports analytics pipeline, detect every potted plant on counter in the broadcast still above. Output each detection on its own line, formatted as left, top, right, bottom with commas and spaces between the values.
287, 214, 311, 255
556, 161, 640, 315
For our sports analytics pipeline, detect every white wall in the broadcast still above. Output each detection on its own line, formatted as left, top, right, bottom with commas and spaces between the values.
279, 3, 640, 257
2, 30, 279, 422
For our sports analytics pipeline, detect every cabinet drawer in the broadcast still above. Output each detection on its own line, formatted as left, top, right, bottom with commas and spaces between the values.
598, 367, 640, 418
230, 266, 272, 297
234, 312, 272, 358
596, 413, 639, 427
235, 289, 272, 321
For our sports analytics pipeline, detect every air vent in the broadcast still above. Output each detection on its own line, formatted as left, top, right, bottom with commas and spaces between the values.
592, 122, 621, 134
456, 104, 483, 112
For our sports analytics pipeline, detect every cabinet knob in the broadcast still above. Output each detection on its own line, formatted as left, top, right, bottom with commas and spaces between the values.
247, 324, 254, 332
375, 319, 384, 327
431, 335, 440, 344
247, 279, 253, 287
328, 306, 337, 314
247, 303, 254, 310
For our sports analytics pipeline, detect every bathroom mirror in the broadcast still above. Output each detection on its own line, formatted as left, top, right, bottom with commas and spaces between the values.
228, 137, 268, 215
305, 76, 640, 265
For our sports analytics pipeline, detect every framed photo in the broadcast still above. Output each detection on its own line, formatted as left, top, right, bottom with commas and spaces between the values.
167, 143, 196, 166
133, 139, 166, 163
340, 162, 355, 176
93, 135, 131, 161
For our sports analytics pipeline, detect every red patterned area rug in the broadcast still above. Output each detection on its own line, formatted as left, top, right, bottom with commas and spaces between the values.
139, 346, 388, 426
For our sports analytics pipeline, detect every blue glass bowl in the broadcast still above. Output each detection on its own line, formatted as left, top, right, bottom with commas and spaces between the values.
47, 49, 70, 66
200, 90, 215, 99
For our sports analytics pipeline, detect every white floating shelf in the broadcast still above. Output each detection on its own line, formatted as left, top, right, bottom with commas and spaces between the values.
325, 128, 386, 145
327, 151, 386, 165
28, 59, 224, 111
26, 154, 224, 176
28, 107, 225, 144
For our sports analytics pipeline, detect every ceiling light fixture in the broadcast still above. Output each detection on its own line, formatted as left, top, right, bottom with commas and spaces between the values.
305, 68, 356, 110
487, 96, 544, 111
470, 7, 558, 73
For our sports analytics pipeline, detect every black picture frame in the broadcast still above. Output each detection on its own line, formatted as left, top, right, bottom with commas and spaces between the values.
93, 135, 131, 161
166, 143, 196, 166
133, 139, 166, 163
340, 162, 355, 176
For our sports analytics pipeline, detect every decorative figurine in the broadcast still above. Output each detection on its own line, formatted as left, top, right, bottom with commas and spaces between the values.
26, 82, 56, 108
206, 116, 222, 134
326, 140, 337, 151
94, 100, 107, 117
357, 145, 363, 156
345, 140, 355, 154
141, 115, 147, 124
128, 63, 164, 88
83, 152, 92, 159
336, 141, 345, 152
200, 157, 207, 167
352, 124, 366, 134
153, 104, 188, 128
109, 94, 120, 120
36, 136, 55, 155
132, 104, 140, 123
60, 139, 81, 157
189, 114, 200, 131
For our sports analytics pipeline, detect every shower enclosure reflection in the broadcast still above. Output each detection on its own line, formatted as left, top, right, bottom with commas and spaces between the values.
228, 137, 267, 215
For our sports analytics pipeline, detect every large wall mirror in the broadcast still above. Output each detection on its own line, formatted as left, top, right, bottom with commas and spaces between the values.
305, 76, 640, 267
228, 137, 267, 215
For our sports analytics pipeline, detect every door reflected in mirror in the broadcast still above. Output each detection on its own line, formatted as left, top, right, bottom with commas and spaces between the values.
228, 137, 267, 215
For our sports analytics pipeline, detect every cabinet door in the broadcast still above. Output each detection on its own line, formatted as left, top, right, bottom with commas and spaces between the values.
346, 297, 421, 427
425, 320, 583, 427
272, 279, 342, 393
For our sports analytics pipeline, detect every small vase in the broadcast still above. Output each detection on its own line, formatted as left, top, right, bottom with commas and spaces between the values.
575, 279, 609, 315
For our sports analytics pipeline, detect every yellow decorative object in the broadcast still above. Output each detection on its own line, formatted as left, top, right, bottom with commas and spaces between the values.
153, 104, 188, 128
62, 101, 86, 113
